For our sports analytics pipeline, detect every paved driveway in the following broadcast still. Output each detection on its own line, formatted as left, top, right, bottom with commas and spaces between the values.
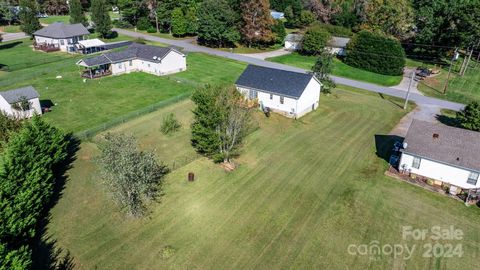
238, 48, 291, 60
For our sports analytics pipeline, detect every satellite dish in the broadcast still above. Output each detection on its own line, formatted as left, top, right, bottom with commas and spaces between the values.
403, 142, 408, 149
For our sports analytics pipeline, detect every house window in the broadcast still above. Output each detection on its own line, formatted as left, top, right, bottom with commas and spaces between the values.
249, 90, 258, 99
148, 63, 150, 67
467, 172, 479, 185
270, 94, 273, 100
118, 64, 122, 69
129, 60, 132, 66
280, 96, 284, 104
412, 157, 421, 169
60, 39, 64, 45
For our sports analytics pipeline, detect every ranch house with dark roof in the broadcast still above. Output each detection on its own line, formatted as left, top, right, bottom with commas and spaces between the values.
235, 65, 322, 118
399, 120, 480, 194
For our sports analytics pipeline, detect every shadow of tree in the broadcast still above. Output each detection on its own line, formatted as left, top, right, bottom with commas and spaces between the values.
436, 114, 459, 128
0, 41, 23, 50
31, 135, 80, 270
374, 134, 404, 163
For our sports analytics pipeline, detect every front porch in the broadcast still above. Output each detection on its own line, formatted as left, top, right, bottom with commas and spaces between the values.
81, 64, 112, 79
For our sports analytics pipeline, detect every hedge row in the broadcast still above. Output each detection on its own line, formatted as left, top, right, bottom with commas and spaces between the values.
0, 117, 69, 269
345, 30, 405, 76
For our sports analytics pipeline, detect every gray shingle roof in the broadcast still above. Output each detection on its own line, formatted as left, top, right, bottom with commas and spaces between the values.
34, 22, 90, 38
0, 86, 39, 104
285, 34, 303, 42
402, 120, 480, 172
235, 65, 315, 99
78, 43, 181, 67
327, 36, 350, 48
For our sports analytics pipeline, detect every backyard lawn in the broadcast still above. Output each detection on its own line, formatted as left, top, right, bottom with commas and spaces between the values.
41, 88, 480, 269
267, 53, 403, 87
0, 24, 22, 33
0, 39, 246, 132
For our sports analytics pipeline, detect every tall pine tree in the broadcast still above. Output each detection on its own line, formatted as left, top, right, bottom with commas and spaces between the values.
240, 0, 274, 47
69, 0, 88, 26
19, 0, 41, 36
91, 0, 112, 38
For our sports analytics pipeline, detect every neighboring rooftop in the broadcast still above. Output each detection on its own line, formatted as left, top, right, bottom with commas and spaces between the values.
327, 36, 350, 48
0, 86, 39, 104
235, 65, 316, 99
285, 34, 303, 42
403, 120, 480, 172
77, 43, 183, 67
34, 22, 90, 38
270, 10, 285, 20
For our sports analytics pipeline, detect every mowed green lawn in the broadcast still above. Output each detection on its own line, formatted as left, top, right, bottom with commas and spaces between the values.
267, 53, 403, 87
417, 59, 480, 104
0, 39, 246, 132
45, 89, 480, 269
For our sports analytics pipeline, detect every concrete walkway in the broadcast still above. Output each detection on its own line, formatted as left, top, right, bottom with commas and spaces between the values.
238, 48, 291, 60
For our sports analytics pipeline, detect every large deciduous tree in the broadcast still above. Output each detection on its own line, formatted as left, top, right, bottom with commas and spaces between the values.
301, 26, 331, 55
69, 0, 88, 26
197, 0, 240, 47
360, 0, 414, 40
456, 101, 480, 131
191, 85, 252, 164
91, 0, 112, 38
19, 0, 41, 36
96, 133, 169, 217
240, 0, 274, 47
43, 0, 69, 15
413, 0, 480, 49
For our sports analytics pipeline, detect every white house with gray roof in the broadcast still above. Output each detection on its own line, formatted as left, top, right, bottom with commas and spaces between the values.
76, 43, 186, 78
235, 65, 321, 118
399, 120, 480, 194
0, 86, 42, 118
33, 22, 90, 52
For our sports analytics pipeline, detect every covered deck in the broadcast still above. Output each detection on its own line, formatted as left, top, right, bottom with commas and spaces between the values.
80, 64, 112, 79
76, 56, 113, 79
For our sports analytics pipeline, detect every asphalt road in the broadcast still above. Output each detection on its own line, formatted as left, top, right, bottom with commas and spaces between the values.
1, 32, 28, 42
114, 28, 465, 111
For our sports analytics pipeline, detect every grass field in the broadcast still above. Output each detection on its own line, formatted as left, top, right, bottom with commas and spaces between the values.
0, 39, 246, 132
42, 88, 480, 269
0, 24, 21, 33
267, 53, 403, 87
417, 59, 480, 104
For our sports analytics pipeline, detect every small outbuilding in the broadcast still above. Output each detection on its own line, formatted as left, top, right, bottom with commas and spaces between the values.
0, 86, 42, 118
76, 43, 187, 78
235, 65, 321, 119
284, 34, 303, 51
33, 22, 90, 53
399, 120, 480, 194
326, 36, 351, 56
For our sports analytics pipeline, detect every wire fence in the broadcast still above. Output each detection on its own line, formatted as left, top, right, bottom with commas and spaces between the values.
75, 92, 192, 140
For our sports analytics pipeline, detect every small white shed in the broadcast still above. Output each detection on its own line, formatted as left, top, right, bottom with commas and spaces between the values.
284, 34, 303, 51
0, 86, 42, 118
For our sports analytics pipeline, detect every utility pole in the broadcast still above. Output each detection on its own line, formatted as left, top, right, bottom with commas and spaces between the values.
403, 70, 414, 110
443, 47, 458, 95
461, 48, 474, 76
